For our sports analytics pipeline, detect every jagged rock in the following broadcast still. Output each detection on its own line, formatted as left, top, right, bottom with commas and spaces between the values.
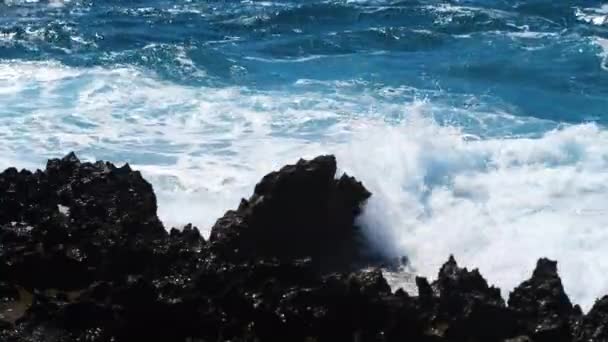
573, 295, 608, 341
169, 223, 204, 246
416, 276, 434, 298
209, 155, 373, 273
1, 153, 603, 342
272, 268, 422, 342
508, 258, 578, 342
348, 268, 391, 296
45, 152, 165, 238
0, 153, 169, 291
426, 256, 517, 341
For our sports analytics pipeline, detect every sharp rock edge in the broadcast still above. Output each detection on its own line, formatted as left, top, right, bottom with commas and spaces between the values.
0, 152, 607, 342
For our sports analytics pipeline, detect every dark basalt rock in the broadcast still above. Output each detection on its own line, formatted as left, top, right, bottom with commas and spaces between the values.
575, 296, 608, 341
0, 153, 171, 291
209, 155, 373, 273
1, 153, 608, 342
0, 282, 19, 303
508, 258, 580, 342
425, 255, 517, 341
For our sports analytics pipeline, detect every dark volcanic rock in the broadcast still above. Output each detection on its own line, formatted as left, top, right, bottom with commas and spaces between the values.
427, 256, 517, 341
574, 296, 608, 341
0, 282, 19, 303
508, 258, 579, 342
209, 155, 373, 273
1, 153, 605, 342
0, 153, 169, 292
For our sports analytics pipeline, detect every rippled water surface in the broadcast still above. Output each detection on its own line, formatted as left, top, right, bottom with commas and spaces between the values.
1, 0, 608, 309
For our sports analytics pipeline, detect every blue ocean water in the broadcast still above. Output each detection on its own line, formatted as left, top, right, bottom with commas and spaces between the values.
1, 0, 608, 308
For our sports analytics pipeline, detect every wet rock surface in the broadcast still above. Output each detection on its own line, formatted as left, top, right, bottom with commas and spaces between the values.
0, 153, 606, 341
508, 258, 580, 342
209, 155, 373, 273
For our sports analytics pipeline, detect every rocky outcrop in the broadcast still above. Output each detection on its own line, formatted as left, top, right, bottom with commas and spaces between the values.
1, 153, 607, 342
419, 256, 517, 340
575, 296, 608, 341
209, 155, 372, 273
0, 153, 168, 292
508, 258, 581, 341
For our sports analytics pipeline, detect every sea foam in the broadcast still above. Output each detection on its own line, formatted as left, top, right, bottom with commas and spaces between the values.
339, 114, 608, 312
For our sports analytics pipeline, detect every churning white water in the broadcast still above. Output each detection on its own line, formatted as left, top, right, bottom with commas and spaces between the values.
1, 61, 608, 310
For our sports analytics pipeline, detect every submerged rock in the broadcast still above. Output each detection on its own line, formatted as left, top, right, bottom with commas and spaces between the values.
1, 153, 607, 342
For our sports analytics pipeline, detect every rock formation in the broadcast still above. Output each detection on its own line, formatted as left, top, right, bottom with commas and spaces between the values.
0, 153, 606, 342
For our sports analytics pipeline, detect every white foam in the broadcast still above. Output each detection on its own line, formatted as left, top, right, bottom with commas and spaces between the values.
1, 61, 608, 310
576, 5, 608, 26
339, 113, 608, 311
244, 54, 350, 63
426, 3, 512, 26
596, 37, 608, 71
507, 31, 557, 39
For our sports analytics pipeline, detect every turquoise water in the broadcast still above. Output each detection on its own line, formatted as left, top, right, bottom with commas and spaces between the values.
1, 0, 608, 309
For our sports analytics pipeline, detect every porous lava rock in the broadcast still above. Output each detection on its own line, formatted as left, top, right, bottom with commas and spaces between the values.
209, 155, 373, 273
0, 153, 606, 342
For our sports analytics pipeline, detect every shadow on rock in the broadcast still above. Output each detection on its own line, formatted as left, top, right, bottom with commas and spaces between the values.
0, 153, 605, 342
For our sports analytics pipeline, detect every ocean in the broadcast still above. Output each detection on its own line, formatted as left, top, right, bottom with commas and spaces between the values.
0, 0, 607, 309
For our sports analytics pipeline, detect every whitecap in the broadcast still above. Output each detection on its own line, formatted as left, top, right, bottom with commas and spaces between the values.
575, 5, 608, 26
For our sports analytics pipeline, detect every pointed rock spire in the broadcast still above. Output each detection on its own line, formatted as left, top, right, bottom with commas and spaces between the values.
508, 258, 575, 342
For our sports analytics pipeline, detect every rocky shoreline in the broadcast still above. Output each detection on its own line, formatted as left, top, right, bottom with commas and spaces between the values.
0, 153, 607, 342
